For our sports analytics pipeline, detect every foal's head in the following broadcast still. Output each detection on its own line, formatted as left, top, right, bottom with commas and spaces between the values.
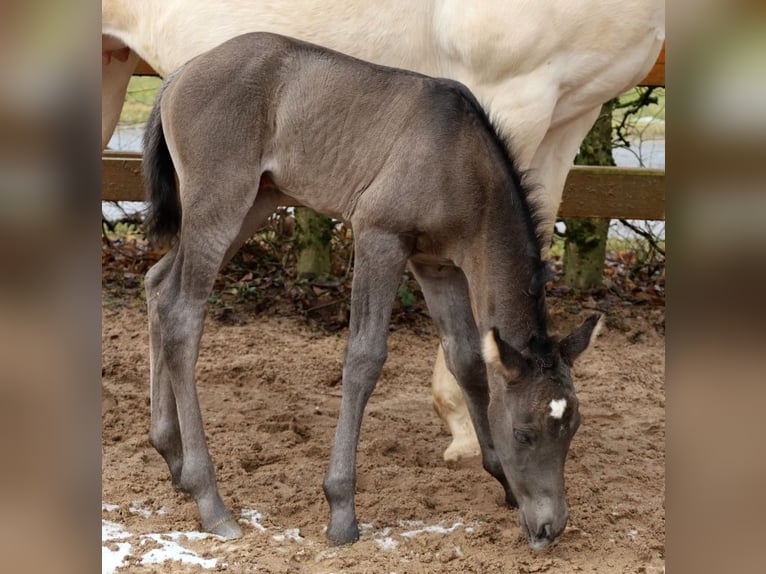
482, 314, 600, 550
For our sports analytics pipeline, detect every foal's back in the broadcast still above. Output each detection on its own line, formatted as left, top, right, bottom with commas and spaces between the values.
161, 32, 503, 232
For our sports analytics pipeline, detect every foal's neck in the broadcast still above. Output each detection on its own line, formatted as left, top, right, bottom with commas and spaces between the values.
463, 186, 549, 352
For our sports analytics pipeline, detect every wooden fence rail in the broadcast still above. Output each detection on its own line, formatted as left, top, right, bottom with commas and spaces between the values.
102, 151, 664, 220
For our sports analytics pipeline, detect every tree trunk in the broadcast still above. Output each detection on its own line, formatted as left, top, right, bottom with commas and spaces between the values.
562, 100, 616, 290
294, 207, 334, 278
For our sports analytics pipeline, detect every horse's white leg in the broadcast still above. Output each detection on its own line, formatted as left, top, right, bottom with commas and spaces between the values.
431, 345, 480, 462
528, 105, 604, 247
411, 262, 517, 507
101, 45, 139, 148
323, 229, 412, 545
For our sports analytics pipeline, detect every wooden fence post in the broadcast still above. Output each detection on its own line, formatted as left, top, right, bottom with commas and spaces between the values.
294, 207, 334, 278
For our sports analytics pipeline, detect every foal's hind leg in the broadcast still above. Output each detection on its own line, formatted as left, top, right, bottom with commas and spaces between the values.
410, 262, 518, 507
149, 235, 241, 539
147, 188, 282, 539
145, 189, 283, 496
146, 247, 184, 486
323, 229, 412, 544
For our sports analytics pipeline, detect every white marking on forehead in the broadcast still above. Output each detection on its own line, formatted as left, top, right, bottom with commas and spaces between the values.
549, 398, 567, 419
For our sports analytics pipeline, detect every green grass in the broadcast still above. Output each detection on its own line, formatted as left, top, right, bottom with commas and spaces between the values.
550, 233, 665, 259
119, 76, 162, 125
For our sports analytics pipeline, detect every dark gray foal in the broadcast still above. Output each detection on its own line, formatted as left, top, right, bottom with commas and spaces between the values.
142, 32, 599, 550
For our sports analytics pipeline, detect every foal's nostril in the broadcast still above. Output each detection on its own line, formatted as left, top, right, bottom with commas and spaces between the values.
537, 523, 553, 540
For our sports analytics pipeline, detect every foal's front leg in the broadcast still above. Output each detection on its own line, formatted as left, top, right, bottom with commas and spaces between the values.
410, 262, 518, 507
323, 230, 411, 544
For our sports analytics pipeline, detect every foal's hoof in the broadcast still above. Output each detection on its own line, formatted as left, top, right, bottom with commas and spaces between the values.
206, 517, 243, 540
325, 522, 360, 546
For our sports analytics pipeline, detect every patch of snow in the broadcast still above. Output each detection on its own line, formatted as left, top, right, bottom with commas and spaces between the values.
362, 519, 479, 548
102, 520, 131, 541
370, 526, 397, 550
102, 520, 133, 574
400, 521, 466, 538
240, 508, 267, 532
129, 503, 153, 518
102, 503, 119, 512
139, 532, 217, 569
102, 541, 132, 574
102, 518, 218, 573
102, 510, 480, 572
272, 528, 303, 542
374, 536, 398, 551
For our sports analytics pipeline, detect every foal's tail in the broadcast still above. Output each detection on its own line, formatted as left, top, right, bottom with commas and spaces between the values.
143, 79, 180, 247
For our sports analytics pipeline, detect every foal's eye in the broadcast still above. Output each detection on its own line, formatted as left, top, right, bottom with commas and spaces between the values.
513, 429, 532, 445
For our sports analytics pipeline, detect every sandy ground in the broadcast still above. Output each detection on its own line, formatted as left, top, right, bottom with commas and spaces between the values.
102, 296, 664, 573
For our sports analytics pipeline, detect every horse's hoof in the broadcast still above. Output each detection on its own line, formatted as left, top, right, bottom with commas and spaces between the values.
325, 522, 360, 546
443, 439, 481, 463
207, 517, 243, 540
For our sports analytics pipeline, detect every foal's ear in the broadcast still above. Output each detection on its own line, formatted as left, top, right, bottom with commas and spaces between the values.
482, 328, 526, 381
559, 313, 602, 366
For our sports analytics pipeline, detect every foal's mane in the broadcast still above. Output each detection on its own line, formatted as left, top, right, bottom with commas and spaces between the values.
454, 87, 548, 255
448, 82, 553, 342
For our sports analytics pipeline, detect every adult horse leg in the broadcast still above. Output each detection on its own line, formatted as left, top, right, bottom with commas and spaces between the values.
323, 228, 413, 544
411, 262, 517, 507
431, 345, 480, 462
527, 105, 603, 247
146, 186, 281, 539
101, 38, 139, 149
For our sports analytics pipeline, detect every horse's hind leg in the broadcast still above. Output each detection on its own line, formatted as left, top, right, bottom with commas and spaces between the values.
410, 262, 518, 507
323, 229, 412, 544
